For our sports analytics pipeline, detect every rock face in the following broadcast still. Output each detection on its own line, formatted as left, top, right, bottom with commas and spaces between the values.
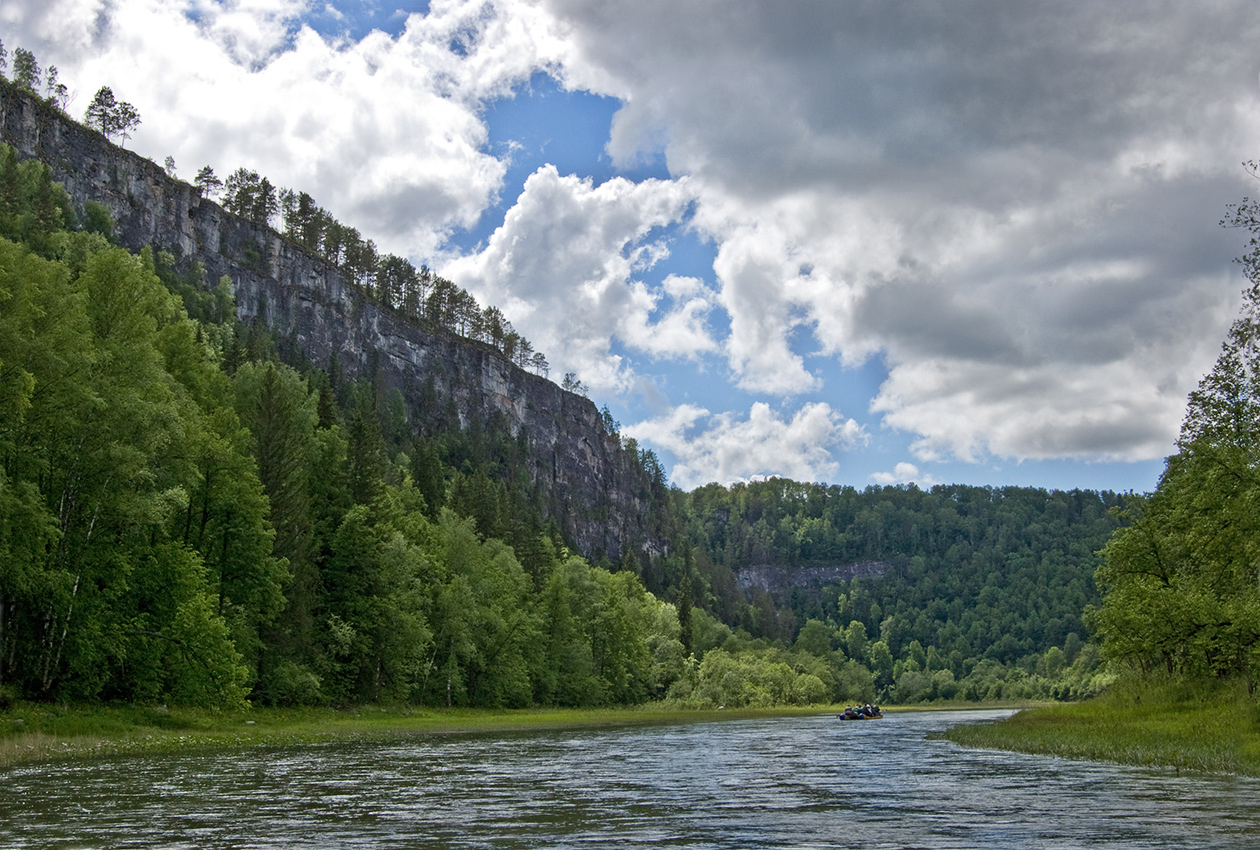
736, 561, 891, 593
0, 86, 658, 562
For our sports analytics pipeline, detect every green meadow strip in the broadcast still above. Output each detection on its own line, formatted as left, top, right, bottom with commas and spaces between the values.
0, 703, 841, 769
941, 680, 1260, 776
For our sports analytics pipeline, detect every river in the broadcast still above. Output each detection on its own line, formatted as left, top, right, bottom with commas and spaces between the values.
1, 709, 1256, 848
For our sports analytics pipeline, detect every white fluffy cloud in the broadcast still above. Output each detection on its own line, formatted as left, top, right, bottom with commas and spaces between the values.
5, 0, 576, 258
441, 165, 702, 389
626, 402, 866, 491
620, 274, 721, 361
870, 462, 936, 488
187, 0, 311, 69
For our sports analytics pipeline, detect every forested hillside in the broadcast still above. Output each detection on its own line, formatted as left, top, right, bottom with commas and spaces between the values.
0, 74, 670, 565
0, 135, 1122, 710
674, 481, 1122, 703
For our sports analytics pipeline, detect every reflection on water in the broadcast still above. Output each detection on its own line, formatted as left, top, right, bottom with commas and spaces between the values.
1, 709, 1256, 849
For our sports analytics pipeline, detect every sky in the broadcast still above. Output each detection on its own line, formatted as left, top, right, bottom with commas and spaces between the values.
5, 0, 1260, 494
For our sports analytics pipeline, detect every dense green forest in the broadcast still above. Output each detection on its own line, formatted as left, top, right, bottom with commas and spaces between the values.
674, 481, 1122, 704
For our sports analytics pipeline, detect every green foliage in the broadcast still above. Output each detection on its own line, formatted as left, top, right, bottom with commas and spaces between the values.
11, 48, 37, 92
677, 477, 1123, 701
666, 647, 834, 708
0, 187, 691, 711
677, 573, 694, 657
0, 152, 75, 256
408, 435, 446, 518
792, 618, 831, 657
80, 200, 115, 242
223, 168, 277, 226
194, 166, 223, 199
0, 228, 267, 708
43, 65, 68, 112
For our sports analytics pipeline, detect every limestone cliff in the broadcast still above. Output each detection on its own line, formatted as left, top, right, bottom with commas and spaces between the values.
0, 85, 662, 562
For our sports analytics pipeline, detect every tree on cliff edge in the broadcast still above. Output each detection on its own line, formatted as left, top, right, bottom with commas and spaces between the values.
12, 48, 38, 92
195, 165, 224, 199
85, 86, 141, 147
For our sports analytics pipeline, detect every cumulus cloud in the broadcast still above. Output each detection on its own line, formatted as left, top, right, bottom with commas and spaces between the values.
620, 274, 721, 360
544, 0, 1260, 465
870, 462, 936, 488
441, 165, 700, 389
4, 0, 577, 258
626, 402, 866, 490
186, 0, 311, 69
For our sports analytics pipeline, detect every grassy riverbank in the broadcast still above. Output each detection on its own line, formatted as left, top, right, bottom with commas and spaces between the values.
0, 702, 841, 769
942, 678, 1260, 775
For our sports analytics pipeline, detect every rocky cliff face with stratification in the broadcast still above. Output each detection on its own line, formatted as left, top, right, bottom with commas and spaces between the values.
0, 85, 661, 563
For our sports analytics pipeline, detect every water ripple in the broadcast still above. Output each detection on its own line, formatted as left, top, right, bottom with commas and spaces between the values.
1, 710, 1257, 848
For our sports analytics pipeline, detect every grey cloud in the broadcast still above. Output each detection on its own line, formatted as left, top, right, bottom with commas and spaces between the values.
514, 1, 1260, 464
866, 172, 1247, 369
543, 0, 1260, 464
855, 278, 1026, 365
350, 177, 486, 247
1018, 416, 1175, 459
557, 0, 1260, 204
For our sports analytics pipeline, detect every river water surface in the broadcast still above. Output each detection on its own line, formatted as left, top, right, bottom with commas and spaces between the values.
2, 709, 1257, 849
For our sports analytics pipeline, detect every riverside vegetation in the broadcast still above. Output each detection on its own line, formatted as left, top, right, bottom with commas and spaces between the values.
944, 677, 1260, 776
0, 701, 833, 769
0, 48, 1256, 772
946, 161, 1260, 771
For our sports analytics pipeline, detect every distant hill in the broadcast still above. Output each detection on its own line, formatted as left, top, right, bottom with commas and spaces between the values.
680, 479, 1126, 664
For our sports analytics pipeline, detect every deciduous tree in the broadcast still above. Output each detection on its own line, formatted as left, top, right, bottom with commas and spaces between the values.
12, 48, 38, 92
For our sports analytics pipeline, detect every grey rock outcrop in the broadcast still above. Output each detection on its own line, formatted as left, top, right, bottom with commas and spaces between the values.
736, 561, 890, 593
0, 85, 659, 562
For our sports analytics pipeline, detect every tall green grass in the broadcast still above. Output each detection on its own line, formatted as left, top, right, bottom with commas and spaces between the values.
942, 676, 1260, 775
